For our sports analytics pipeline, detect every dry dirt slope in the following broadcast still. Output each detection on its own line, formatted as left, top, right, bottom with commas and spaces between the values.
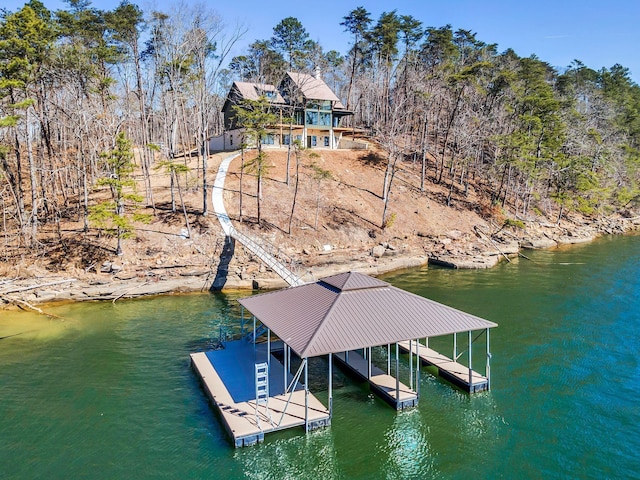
1, 146, 636, 307
221, 147, 492, 267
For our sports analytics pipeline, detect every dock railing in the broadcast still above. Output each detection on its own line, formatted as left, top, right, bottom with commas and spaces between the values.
229, 225, 307, 287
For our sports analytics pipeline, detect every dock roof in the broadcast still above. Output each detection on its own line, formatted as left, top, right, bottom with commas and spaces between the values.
238, 272, 497, 358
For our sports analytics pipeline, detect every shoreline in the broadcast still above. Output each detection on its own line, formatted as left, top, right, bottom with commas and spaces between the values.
1, 218, 638, 313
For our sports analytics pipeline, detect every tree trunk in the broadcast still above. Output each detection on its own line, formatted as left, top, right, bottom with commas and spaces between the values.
26, 108, 38, 246
288, 150, 300, 234
175, 171, 192, 238
239, 146, 244, 222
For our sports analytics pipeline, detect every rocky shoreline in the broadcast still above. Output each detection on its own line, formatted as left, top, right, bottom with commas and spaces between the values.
1, 216, 637, 313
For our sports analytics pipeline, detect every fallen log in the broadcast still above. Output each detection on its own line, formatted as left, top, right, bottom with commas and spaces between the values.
0, 278, 77, 295
0, 295, 65, 319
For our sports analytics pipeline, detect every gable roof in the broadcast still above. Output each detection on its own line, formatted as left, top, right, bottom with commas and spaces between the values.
238, 271, 497, 358
229, 81, 286, 104
284, 71, 340, 102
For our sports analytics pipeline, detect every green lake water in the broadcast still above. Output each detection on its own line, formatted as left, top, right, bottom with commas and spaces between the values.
1, 234, 639, 479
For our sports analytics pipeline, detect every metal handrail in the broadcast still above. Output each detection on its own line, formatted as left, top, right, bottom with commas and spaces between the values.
229, 225, 305, 287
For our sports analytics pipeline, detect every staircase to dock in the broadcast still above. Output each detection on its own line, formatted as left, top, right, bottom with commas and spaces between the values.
212, 153, 306, 288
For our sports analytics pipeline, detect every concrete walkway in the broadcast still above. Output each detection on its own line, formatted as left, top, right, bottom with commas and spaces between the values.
211, 152, 305, 287
212, 153, 239, 236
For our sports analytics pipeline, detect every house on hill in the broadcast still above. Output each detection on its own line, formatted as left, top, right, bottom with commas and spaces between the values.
210, 72, 362, 151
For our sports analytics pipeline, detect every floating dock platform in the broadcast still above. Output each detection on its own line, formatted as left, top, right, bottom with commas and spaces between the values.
334, 350, 418, 409
398, 340, 489, 393
191, 341, 330, 447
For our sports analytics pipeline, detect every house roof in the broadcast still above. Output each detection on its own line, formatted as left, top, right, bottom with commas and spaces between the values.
230, 81, 286, 104
285, 72, 340, 102
238, 271, 497, 358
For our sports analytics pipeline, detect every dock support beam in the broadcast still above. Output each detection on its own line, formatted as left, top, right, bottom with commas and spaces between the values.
284, 345, 288, 392
468, 330, 473, 388
304, 358, 309, 433
387, 343, 391, 375
409, 340, 413, 390
328, 353, 333, 417
453, 332, 457, 361
267, 328, 271, 371
395, 343, 400, 401
252, 316, 256, 357
416, 339, 420, 398
486, 328, 491, 390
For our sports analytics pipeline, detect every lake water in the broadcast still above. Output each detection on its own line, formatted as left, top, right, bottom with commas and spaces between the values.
1, 234, 639, 479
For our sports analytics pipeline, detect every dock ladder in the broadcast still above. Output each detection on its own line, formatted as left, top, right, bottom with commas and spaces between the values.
255, 362, 273, 428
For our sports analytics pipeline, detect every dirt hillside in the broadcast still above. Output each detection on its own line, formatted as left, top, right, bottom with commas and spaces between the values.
0, 145, 637, 309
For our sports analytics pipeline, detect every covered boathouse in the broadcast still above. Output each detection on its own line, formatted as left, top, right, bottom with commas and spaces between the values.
191, 271, 497, 447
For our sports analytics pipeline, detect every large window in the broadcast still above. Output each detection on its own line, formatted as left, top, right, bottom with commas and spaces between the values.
305, 110, 318, 125
261, 134, 275, 145
319, 112, 331, 126
305, 102, 332, 128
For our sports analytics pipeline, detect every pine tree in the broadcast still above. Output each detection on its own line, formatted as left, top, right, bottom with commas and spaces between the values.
232, 96, 278, 226
89, 132, 150, 255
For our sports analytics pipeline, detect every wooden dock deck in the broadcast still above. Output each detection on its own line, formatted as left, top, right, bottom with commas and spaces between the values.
334, 350, 418, 409
191, 342, 330, 447
398, 340, 489, 393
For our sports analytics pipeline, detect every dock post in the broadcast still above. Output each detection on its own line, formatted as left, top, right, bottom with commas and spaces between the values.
328, 353, 333, 417
409, 339, 413, 390
252, 316, 256, 356
267, 328, 271, 371
468, 330, 473, 389
416, 339, 420, 398
284, 344, 288, 392
453, 332, 457, 362
395, 343, 400, 403
304, 358, 309, 433
486, 328, 491, 390
387, 344, 391, 375
367, 347, 372, 380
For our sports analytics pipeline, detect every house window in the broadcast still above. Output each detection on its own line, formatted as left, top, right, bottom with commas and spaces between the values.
283, 134, 290, 145
261, 134, 275, 145
319, 112, 331, 126
310, 136, 317, 147
324, 136, 330, 147
257, 87, 277, 100
306, 110, 319, 125
306, 104, 331, 128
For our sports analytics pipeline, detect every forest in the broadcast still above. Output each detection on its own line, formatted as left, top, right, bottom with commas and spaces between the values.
1, 0, 639, 257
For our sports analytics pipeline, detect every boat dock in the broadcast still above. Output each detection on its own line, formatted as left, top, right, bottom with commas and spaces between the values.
398, 340, 489, 393
334, 350, 418, 409
191, 341, 330, 447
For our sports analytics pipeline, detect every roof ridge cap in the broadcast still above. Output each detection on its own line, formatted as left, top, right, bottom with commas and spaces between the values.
299, 286, 341, 358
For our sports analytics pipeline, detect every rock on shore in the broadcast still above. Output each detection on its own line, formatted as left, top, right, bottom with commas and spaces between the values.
0, 217, 637, 310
